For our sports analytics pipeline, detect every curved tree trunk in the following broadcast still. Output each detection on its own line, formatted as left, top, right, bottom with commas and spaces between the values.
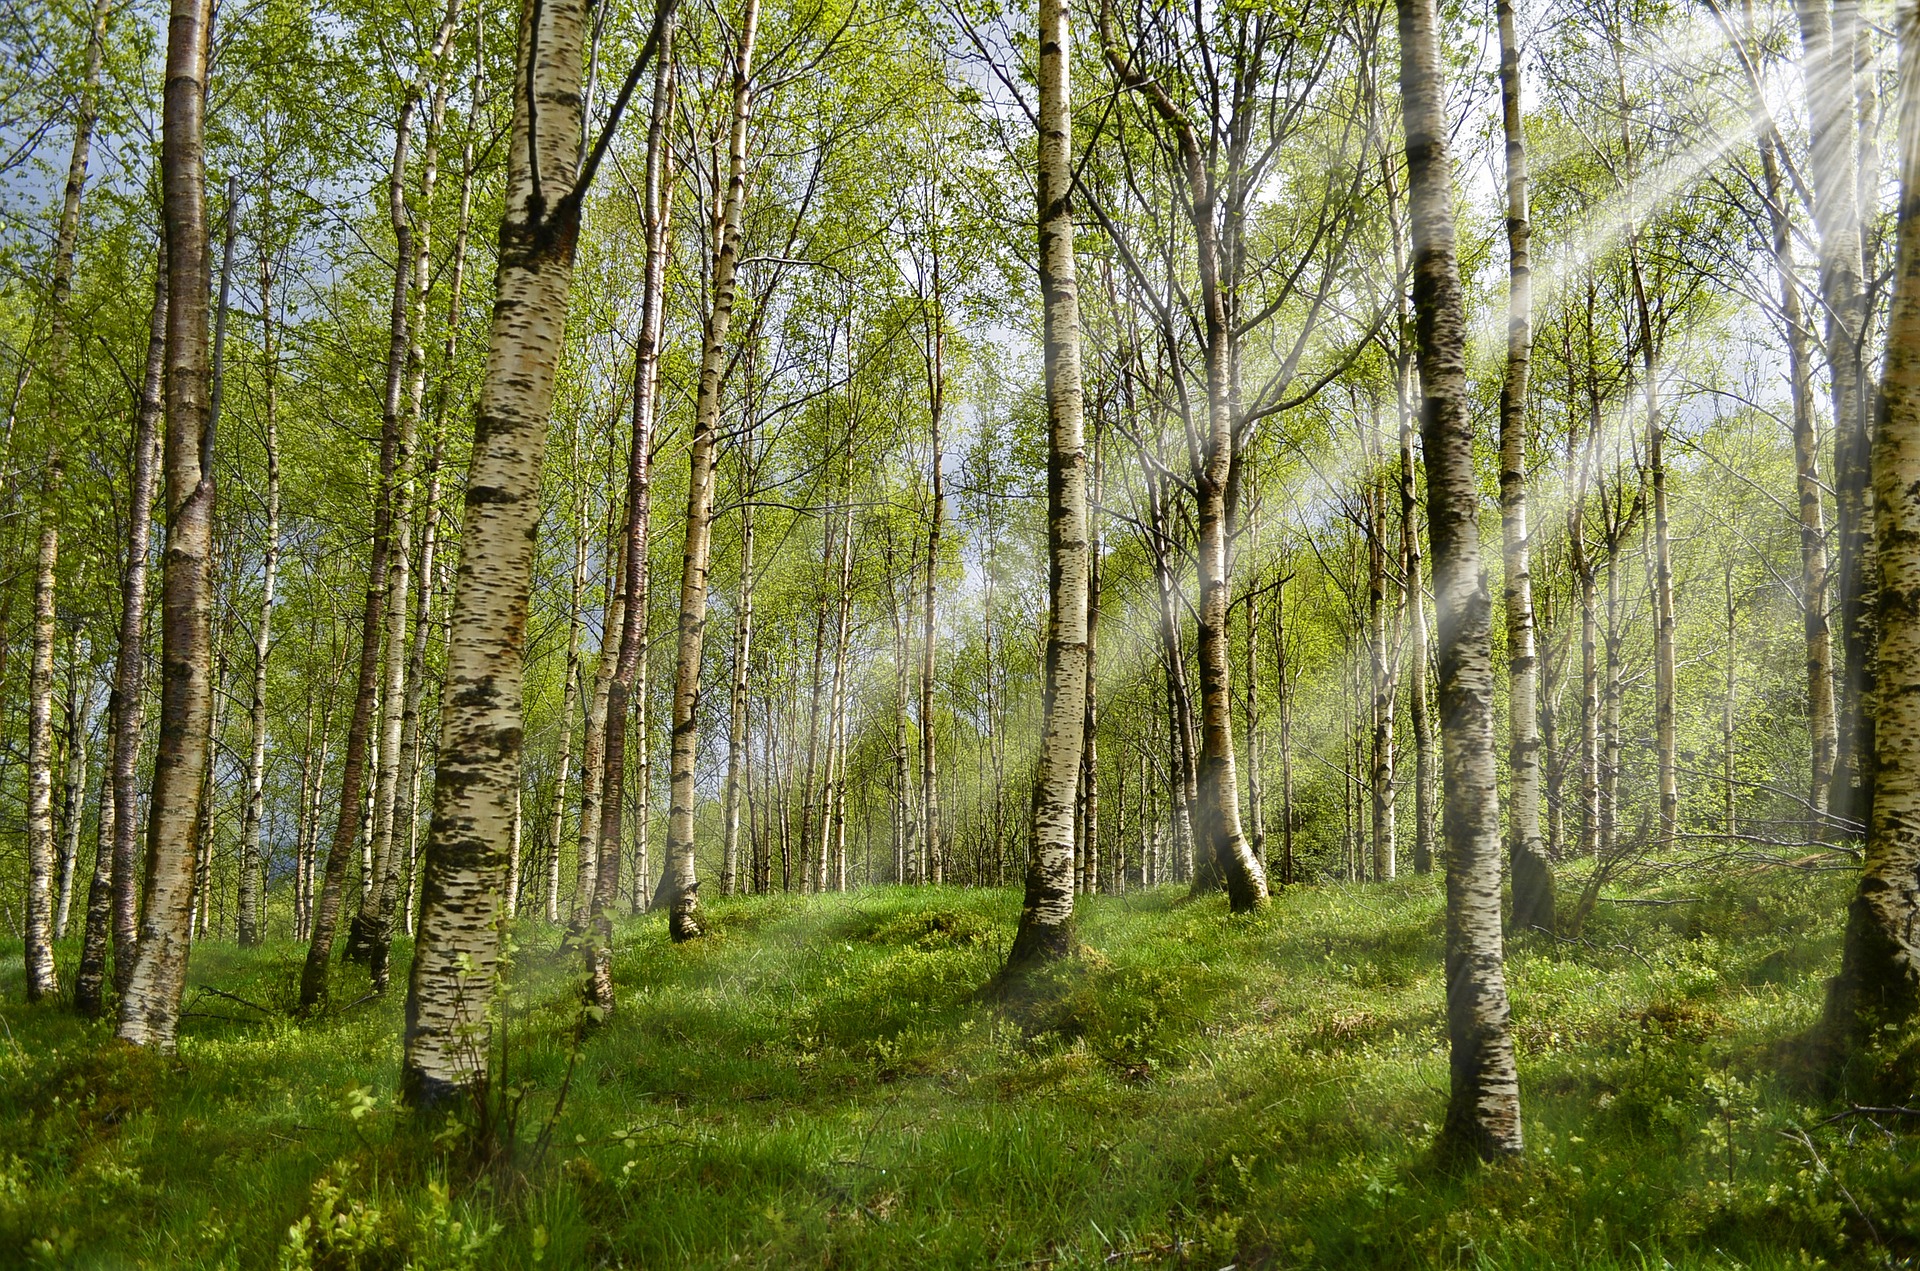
1000, 0, 1087, 977
659, 0, 759, 942
117, 0, 217, 1050
1395, 0, 1523, 1157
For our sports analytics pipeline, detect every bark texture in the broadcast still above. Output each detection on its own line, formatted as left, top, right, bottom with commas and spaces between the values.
117, 0, 217, 1050
1826, 3, 1920, 1045
1001, 0, 1088, 977
402, 0, 600, 1105
1395, 0, 1523, 1156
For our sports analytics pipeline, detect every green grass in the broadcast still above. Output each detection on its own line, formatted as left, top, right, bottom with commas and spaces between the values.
3, 867, 1917, 1269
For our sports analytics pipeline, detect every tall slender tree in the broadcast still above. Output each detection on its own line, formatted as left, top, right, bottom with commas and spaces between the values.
1000, 0, 1088, 976
659, 0, 761, 941
116, 0, 218, 1050
401, 0, 678, 1103
1395, 0, 1523, 1155
1497, 0, 1552, 933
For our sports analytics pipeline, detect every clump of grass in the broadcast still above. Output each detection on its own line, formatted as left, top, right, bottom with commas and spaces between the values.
4, 868, 1915, 1268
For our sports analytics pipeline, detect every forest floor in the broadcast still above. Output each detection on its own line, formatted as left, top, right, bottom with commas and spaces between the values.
1, 865, 1915, 1269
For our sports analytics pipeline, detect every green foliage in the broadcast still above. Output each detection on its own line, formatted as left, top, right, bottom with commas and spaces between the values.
4, 869, 1913, 1268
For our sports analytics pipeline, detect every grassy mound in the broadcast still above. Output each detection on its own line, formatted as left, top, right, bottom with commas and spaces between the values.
2, 868, 1914, 1268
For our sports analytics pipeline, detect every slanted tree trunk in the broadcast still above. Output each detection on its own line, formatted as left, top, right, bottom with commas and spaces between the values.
1497, 0, 1552, 933
1771, 135, 1839, 827
1826, 3, 1920, 1044
352, 0, 462, 991
76, 246, 165, 1014
659, 0, 757, 940
403, 0, 649, 1103
1000, 0, 1088, 977
117, 0, 218, 1049
1395, 0, 1523, 1155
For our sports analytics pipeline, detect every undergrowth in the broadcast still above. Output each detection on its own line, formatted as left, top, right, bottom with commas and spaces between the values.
3, 867, 1917, 1268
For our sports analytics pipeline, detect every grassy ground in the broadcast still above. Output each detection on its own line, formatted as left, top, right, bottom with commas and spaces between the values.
2, 867, 1916, 1269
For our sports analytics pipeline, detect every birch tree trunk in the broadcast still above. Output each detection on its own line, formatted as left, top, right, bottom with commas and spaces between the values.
24, 0, 112, 1003
549, 503, 587, 917
921, 299, 945, 886
397, 446, 444, 936
402, 0, 614, 1104
827, 499, 854, 891
23, 467, 62, 998
722, 498, 753, 896
1081, 443, 1101, 896
117, 0, 217, 1049
54, 670, 91, 941
1276, 577, 1296, 886
76, 247, 165, 1013
1400, 396, 1435, 877
237, 240, 281, 948
1827, 1, 1920, 1043
592, 28, 674, 1004
1771, 134, 1839, 827
573, 542, 621, 918
1396, 0, 1523, 1155
1368, 449, 1400, 883
1000, 0, 1087, 976
1498, 0, 1552, 933
1798, 0, 1876, 839
353, 2, 461, 991
660, 0, 759, 941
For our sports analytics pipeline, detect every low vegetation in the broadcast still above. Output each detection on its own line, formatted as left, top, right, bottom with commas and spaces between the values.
4, 867, 1911, 1269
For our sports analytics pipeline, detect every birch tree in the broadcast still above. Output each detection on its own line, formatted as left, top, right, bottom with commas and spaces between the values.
1394, 0, 1523, 1155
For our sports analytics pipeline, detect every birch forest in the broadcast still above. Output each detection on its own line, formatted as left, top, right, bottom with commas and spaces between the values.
4, 0, 1920, 1261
